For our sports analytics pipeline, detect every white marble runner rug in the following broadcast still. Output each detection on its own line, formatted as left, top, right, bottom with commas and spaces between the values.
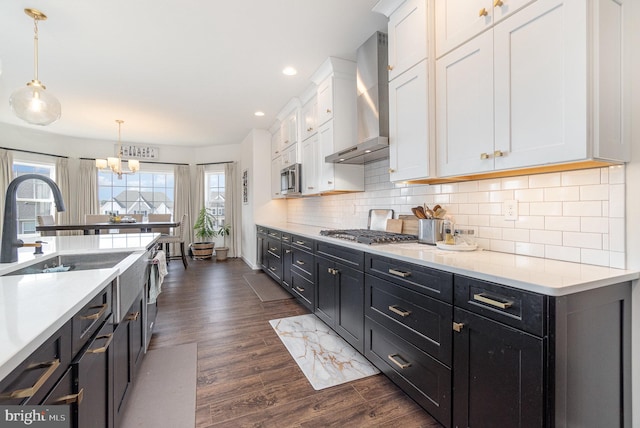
269, 314, 380, 390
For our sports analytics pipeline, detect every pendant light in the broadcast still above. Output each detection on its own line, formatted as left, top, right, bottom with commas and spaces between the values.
96, 120, 140, 179
9, 8, 61, 126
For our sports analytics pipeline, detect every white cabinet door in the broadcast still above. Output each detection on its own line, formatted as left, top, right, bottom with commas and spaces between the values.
281, 143, 298, 168
271, 157, 283, 199
301, 96, 318, 141
280, 111, 298, 147
436, 31, 494, 177
317, 121, 335, 192
317, 78, 334, 126
271, 130, 282, 160
494, 0, 587, 169
301, 134, 319, 195
388, 0, 428, 81
389, 60, 431, 181
435, 0, 533, 58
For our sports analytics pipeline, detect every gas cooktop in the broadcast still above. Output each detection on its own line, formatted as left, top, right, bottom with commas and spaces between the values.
320, 229, 418, 245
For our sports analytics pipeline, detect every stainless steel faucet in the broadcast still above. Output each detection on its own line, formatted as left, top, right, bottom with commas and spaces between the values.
1, 174, 65, 263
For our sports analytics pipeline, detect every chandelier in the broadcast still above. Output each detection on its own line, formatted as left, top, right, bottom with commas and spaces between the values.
96, 120, 140, 179
9, 8, 61, 126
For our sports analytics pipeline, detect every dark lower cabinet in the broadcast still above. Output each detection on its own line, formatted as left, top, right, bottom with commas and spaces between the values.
282, 244, 292, 289
452, 307, 544, 428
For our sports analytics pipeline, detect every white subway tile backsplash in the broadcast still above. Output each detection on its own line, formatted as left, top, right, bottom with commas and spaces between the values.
285, 160, 625, 267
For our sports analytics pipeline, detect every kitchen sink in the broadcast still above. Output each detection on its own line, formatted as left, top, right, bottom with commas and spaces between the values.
3, 252, 134, 276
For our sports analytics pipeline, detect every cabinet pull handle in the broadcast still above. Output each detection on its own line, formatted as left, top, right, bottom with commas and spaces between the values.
307, 127, 313, 132
388, 268, 411, 278
479, 7, 488, 16
494, 0, 504, 6
87, 333, 114, 354
388, 305, 411, 317
480, 152, 490, 160
285, 249, 292, 254
295, 241, 306, 245
307, 186, 314, 190
326, 109, 332, 113
270, 266, 277, 272
453, 322, 465, 332
296, 260, 305, 265
295, 286, 305, 293
327, 267, 339, 275
284, 140, 290, 145
473, 293, 513, 309
327, 181, 333, 185
494, 150, 504, 157
0, 359, 61, 399
387, 354, 411, 369
52, 388, 84, 405
268, 232, 278, 237
127, 311, 140, 321
269, 247, 278, 252
388, 168, 395, 173
387, 65, 394, 71
80, 303, 108, 320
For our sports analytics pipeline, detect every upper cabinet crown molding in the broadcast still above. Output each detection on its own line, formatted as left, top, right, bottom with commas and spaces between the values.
372, 0, 407, 17
310, 57, 357, 84
276, 97, 302, 122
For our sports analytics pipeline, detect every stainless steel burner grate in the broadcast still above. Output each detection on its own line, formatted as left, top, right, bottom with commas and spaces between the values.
320, 229, 418, 245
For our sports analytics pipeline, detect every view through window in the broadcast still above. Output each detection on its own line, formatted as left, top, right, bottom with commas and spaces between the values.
98, 170, 174, 218
205, 169, 225, 228
14, 162, 56, 237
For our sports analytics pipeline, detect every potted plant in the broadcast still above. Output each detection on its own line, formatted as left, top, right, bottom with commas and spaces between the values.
214, 224, 231, 261
191, 207, 217, 259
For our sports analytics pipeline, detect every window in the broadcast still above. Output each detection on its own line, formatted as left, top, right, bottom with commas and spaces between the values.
205, 169, 225, 228
13, 162, 56, 237
98, 170, 174, 217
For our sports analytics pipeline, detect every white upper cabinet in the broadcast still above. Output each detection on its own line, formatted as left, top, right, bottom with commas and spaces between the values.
281, 143, 298, 168
435, 0, 534, 58
280, 111, 298, 148
271, 156, 283, 199
271, 127, 282, 160
436, 0, 630, 178
387, 0, 428, 80
301, 95, 318, 141
317, 78, 334, 127
301, 133, 319, 195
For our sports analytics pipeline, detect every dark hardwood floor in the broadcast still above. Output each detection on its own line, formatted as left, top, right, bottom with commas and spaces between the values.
148, 258, 442, 427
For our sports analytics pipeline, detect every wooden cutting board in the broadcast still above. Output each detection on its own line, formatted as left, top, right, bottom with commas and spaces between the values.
398, 215, 419, 235
386, 219, 404, 233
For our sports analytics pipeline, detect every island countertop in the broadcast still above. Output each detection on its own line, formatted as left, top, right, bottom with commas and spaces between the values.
0, 233, 159, 381
256, 222, 639, 296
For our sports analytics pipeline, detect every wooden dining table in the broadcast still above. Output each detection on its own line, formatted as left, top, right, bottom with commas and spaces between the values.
36, 221, 180, 235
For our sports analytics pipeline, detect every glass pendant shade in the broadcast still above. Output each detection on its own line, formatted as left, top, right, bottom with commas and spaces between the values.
10, 81, 61, 126
127, 159, 140, 172
95, 159, 108, 169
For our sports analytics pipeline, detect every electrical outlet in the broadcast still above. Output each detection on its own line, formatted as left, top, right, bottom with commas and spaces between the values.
504, 200, 518, 221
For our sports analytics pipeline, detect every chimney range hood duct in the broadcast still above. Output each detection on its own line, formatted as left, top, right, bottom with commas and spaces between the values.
325, 32, 389, 164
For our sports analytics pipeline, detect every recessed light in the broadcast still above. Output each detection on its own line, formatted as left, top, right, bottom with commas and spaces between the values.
282, 66, 297, 76
254, 111, 265, 117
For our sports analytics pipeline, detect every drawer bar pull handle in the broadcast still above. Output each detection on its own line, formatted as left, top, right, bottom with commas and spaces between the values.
0, 359, 60, 399
295, 241, 306, 245
388, 354, 411, 369
295, 286, 305, 293
270, 266, 277, 272
296, 260, 305, 265
388, 305, 411, 317
127, 311, 140, 321
88, 333, 115, 354
80, 303, 108, 320
285, 249, 292, 254
453, 322, 465, 332
269, 247, 278, 252
473, 293, 513, 309
388, 268, 411, 278
52, 388, 84, 405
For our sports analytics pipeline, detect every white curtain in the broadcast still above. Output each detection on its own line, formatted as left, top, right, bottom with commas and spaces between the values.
193, 165, 205, 245
174, 165, 192, 253
77, 159, 99, 220
0, 149, 13, 237
224, 162, 239, 257
55, 158, 71, 229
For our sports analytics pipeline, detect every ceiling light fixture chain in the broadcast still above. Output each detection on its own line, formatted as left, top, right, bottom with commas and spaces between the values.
96, 120, 140, 179
9, 8, 61, 126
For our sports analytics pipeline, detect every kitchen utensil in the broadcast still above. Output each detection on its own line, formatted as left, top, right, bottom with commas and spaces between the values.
411, 207, 426, 219
386, 219, 404, 233
368, 209, 394, 231
418, 219, 444, 245
423, 204, 434, 218
434, 208, 446, 218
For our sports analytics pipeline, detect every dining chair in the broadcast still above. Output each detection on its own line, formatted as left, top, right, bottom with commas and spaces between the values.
37, 215, 56, 236
156, 213, 188, 269
119, 214, 143, 233
85, 214, 111, 223
147, 214, 171, 235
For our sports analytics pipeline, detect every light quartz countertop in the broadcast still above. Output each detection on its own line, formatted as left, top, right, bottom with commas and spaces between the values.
0, 233, 159, 381
257, 222, 639, 296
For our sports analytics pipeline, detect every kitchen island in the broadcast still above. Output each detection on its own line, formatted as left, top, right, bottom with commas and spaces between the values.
0, 233, 159, 381
257, 221, 638, 427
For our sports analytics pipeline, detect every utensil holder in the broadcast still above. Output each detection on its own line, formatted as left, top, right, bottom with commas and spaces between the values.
418, 219, 444, 245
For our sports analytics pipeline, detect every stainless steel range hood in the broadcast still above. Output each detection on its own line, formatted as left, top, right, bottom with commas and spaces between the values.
326, 32, 389, 164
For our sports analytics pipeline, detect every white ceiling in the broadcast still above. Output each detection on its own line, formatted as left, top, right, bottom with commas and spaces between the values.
0, 1, 387, 147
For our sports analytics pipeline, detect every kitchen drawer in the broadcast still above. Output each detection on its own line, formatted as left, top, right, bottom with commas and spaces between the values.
291, 270, 314, 310
256, 225, 268, 236
290, 247, 314, 279
266, 240, 282, 258
454, 275, 547, 337
365, 254, 453, 303
291, 234, 314, 252
316, 241, 364, 271
72, 284, 112, 356
0, 321, 72, 405
266, 229, 282, 240
265, 253, 283, 283
366, 274, 452, 365
281, 233, 292, 244
365, 317, 451, 427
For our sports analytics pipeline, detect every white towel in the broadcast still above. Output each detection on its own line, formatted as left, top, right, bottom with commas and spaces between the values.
149, 250, 167, 304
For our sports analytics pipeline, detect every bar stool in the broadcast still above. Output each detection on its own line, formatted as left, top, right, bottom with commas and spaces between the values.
156, 213, 188, 269
37, 215, 56, 236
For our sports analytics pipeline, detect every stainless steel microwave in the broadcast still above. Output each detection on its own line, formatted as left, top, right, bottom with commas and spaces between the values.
281, 163, 301, 196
